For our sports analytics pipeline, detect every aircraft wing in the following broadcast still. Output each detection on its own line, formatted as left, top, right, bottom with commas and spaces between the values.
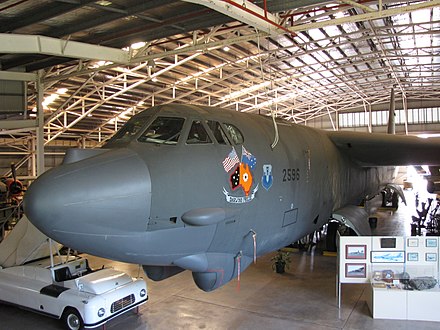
326, 131, 440, 167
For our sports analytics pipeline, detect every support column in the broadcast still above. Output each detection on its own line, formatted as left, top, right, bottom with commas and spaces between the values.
28, 136, 36, 177
36, 70, 45, 176
403, 94, 409, 135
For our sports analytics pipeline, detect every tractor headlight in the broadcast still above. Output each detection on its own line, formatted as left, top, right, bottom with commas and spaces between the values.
140, 289, 146, 297
98, 308, 105, 317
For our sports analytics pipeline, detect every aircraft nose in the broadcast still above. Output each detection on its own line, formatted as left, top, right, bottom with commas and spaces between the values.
24, 148, 151, 244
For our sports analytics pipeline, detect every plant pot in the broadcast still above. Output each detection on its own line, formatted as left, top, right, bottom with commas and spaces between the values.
369, 217, 377, 228
275, 262, 285, 274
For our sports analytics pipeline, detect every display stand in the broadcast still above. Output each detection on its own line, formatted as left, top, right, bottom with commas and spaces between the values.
338, 236, 440, 321
367, 286, 406, 320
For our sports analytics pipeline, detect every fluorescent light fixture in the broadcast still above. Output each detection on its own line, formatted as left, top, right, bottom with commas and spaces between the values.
96, 0, 112, 6
57, 88, 68, 94
90, 60, 113, 68
131, 41, 146, 50
222, 81, 271, 101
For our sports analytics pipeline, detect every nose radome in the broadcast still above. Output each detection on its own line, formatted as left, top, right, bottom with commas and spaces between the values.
24, 148, 151, 244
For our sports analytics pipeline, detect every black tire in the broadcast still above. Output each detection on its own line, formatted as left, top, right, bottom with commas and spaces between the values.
392, 192, 399, 209
62, 308, 84, 330
326, 222, 339, 252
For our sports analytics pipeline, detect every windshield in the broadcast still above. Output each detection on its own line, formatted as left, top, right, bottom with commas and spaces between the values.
186, 120, 212, 144
108, 116, 150, 144
206, 120, 228, 144
138, 116, 185, 145
223, 123, 244, 145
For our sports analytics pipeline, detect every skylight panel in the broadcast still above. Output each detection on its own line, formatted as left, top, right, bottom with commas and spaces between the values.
434, 7, 440, 21
398, 35, 415, 50
310, 72, 323, 80
324, 25, 341, 37
301, 55, 317, 65
411, 8, 431, 24
314, 50, 331, 62
308, 28, 326, 40
392, 12, 410, 25
321, 70, 333, 78
341, 22, 360, 34
415, 35, 430, 49
289, 58, 305, 67
418, 57, 431, 66
328, 50, 343, 60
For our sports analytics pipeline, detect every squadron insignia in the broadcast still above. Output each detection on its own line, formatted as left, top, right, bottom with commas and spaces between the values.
222, 146, 258, 204
262, 164, 273, 191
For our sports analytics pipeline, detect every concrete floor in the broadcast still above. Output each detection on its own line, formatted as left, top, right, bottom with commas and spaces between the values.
1, 190, 439, 329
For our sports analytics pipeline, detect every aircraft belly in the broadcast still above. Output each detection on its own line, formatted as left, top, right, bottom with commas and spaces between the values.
50, 225, 217, 265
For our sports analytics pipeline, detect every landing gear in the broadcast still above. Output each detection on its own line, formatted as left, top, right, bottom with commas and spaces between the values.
381, 188, 399, 209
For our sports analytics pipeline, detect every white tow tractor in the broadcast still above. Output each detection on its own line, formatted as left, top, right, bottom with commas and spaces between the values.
0, 217, 148, 329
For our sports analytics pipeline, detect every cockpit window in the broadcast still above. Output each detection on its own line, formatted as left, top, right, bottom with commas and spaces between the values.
206, 120, 228, 145
138, 116, 185, 145
223, 123, 244, 145
109, 117, 149, 143
186, 120, 212, 144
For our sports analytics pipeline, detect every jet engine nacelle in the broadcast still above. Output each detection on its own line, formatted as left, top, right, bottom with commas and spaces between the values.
172, 252, 253, 292
142, 265, 185, 281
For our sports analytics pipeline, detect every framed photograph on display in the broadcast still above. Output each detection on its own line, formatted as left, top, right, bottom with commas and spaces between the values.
345, 263, 367, 278
407, 238, 419, 248
407, 252, 419, 262
371, 251, 405, 263
426, 238, 437, 248
380, 238, 396, 248
345, 245, 367, 259
426, 253, 437, 262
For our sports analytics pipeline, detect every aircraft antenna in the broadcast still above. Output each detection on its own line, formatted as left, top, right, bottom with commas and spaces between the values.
256, 29, 279, 149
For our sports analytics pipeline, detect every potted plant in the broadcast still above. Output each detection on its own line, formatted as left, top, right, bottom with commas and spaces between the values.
271, 250, 291, 274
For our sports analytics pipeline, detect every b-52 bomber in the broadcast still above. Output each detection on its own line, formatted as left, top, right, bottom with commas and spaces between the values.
25, 103, 440, 291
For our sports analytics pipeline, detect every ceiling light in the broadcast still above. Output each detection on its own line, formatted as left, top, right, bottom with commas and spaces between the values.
57, 88, 68, 94
223, 46, 230, 52
96, 0, 112, 6
90, 60, 113, 68
131, 41, 146, 50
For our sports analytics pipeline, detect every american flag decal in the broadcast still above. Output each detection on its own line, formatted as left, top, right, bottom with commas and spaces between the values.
222, 147, 239, 172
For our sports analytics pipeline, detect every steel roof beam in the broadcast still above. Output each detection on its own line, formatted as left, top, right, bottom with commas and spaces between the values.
183, 0, 286, 35
0, 34, 130, 64
288, 0, 440, 32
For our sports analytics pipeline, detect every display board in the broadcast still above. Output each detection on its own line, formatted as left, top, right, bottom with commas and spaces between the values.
339, 236, 439, 284
337, 235, 440, 321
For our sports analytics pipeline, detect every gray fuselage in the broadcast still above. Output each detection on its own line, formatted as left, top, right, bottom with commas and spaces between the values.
25, 104, 390, 291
